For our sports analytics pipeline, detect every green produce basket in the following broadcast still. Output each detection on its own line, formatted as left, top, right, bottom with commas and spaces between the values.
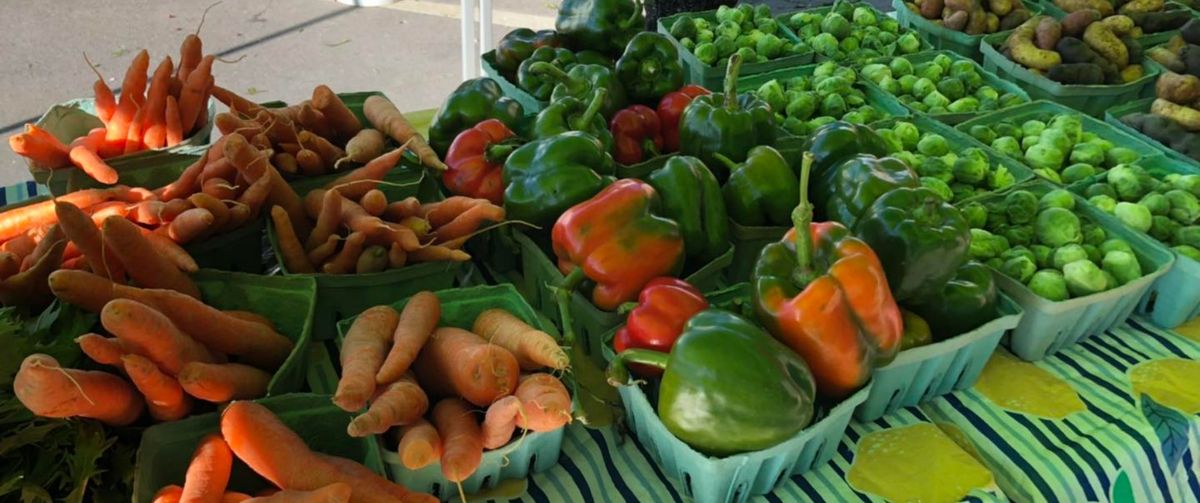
29, 98, 216, 196
778, 2, 934, 64
892, 0, 1040, 62
856, 295, 1023, 420
132, 394, 385, 503
481, 50, 546, 114
656, 9, 814, 91
979, 33, 1160, 117
1105, 97, 1200, 170
511, 230, 732, 363
183, 218, 269, 274
734, 62, 912, 131
726, 221, 787, 284
332, 285, 567, 499
975, 182, 1174, 360
1035, 0, 1195, 49
863, 50, 1033, 125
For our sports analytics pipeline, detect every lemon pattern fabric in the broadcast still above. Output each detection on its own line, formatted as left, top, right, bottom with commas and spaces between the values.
973, 349, 1086, 420
847, 423, 995, 502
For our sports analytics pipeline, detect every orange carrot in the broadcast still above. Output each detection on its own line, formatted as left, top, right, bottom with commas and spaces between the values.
306, 189, 342, 251
222, 310, 275, 331
433, 202, 504, 244
95, 79, 117, 124
421, 197, 483, 228
48, 270, 295, 370
210, 86, 270, 118
119, 49, 150, 107
481, 395, 522, 449
387, 243, 406, 269
155, 485, 184, 503
375, 291, 439, 384
178, 34, 202, 81
54, 201, 125, 281
222, 493, 251, 503
323, 146, 408, 201
166, 95, 184, 146
472, 309, 567, 371
179, 433, 234, 503
13, 353, 144, 425
298, 130, 346, 167
311, 85, 363, 141
243, 483, 353, 503
407, 245, 469, 263
215, 112, 261, 136
237, 168, 273, 217
296, 103, 335, 140
24, 124, 71, 157
69, 127, 108, 153
249, 133, 272, 152
122, 353, 193, 421
142, 56, 174, 128
143, 230, 199, 273
103, 215, 201, 297
224, 134, 311, 237
69, 145, 120, 184
24, 223, 64, 269
124, 104, 146, 154
307, 235, 340, 266
278, 142, 303, 156
395, 420, 442, 470
512, 373, 572, 431
188, 193, 230, 231
1, 234, 37, 260
341, 129, 386, 165
272, 152, 298, 175
347, 373, 427, 437
168, 208, 215, 244
89, 200, 130, 222
0, 239, 66, 310
0, 252, 18, 279
76, 333, 128, 367
295, 149, 324, 176
200, 157, 237, 185
10, 132, 71, 168
320, 231, 364, 275
202, 177, 238, 202
340, 198, 420, 252
355, 245, 388, 273
431, 398, 483, 482
414, 327, 519, 407
160, 149, 209, 201
362, 95, 444, 171
104, 96, 138, 157
271, 206, 315, 273
178, 361, 272, 402
359, 190, 387, 217
101, 298, 217, 375
179, 55, 214, 134
333, 305, 400, 412
143, 125, 167, 149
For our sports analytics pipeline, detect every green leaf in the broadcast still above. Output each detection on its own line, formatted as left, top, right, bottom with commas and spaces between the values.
1110, 470, 1135, 503
0, 422, 65, 457
1138, 393, 1191, 473
0, 471, 22, 497
20, 483, 52, 503
64, 422, 114, 503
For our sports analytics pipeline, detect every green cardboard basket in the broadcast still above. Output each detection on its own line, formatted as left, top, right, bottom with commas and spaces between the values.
892, 0, 1040, 62
863, 50, 1033, 125
481, 51, 546, 113
978, 33, 1160, 117
778, 2, 934, 64
725, 221, 787, 284
132, 394, 385, 503
656, 9, 814, 91
734, 62, 911, 134
1105, 97, 1200, 170
1035, 0, 1196, 49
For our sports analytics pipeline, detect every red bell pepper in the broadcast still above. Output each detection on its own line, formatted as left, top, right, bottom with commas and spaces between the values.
656, 84, 710, 153
613, 277, 708, 376
442, 119, 519, 205
609, 105, 664, 165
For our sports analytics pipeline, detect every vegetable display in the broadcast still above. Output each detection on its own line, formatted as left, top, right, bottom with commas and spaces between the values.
1121, 37, 1200, 162
1051, 0, 1192, 37
903, 0, 1035, 35
970, 113, 1141, 184
678, 54, 777, 180
860, 53, 1027, 114
614, 32, 686, 104
493, 28, 565, 79
668, 4, 809, 66
785, 1, 924, 62
752, 62, 892, 136
996, 15, 1148, 85
555, 0, 644, 57
1080, 166, 1200, 259
873, 120, 1020, 203
427, 78, 525, 156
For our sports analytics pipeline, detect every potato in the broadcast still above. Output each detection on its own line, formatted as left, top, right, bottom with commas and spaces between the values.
1168, 34, 1188, 53
1084, 21, 1129, 67
1157, 72, 1200, 104
1152, 98, 1200, 130
1047, 62, 1106, 83
967, 7, 990, 34
1119, 0, 1164, 14
1121, 64, 1145, 82
1101, 15, 1135, 35
946, 0, 980, 11
1148, 46, 1187, 72
921, 0, 945, 18
1061, 9, 1102, 37
989, 0, 1015, 16
945, 9, 971, 29
1010, 17, 1064, 70
1000, 9, 1034, 30
987, 12, 1001, 32
1037, 17, 1063, 50
1054, 0, 1114, 16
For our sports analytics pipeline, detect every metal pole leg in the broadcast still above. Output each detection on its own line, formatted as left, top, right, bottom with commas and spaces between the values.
461, 0, 478, 80
480, 0, 494, 55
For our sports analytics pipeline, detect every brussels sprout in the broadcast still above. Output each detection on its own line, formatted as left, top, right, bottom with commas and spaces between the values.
1150, 215, 1180, 242
947, 97, 981, 113
1070, 143, 1105, 166
1061, 164, 1098, 185
698, 30, 715, 44
961, 202, 988, 228
898, 74, 918, 94
1004, 190, 1039, 224
1171, 174, 1200, 196
886, 122, 917, 151
897, 32, 921, 53
714, 35, 737, 57
994, 123, 1021, 139
1085, 183, 1117, 200
921, 177, 954, 202
735, 46, 758, 63
1001, 246, 1036, 263
969, 228, 1002, 259
753, 3, 771, 20
851, 6, 877, 26
1089, 195, 1118, 213
877, 129, 903, 152
991, 137, 1022, 158
1081, 224, 1107, 246
916, 156, 951, 181
1175, 225, 1200, 248
756, 33, 785, 58
811, 33, 840, 56
716, 19, 742, 39
1086, 137, 1114, 152
1039, 129, 1072, 153
1036, 207, 1083, 247
820, 93, 847, 117
914, 62, 944, 81
1022, 134, 1041, 152
1049, 115, 1083, 144
1114, 202, 1152, 232
988, 165, 1017, 190
820, 12, 852, 38
881, 18, 901, 33
974, 85, 1000, 102
1102, 250, 1142, 286
952, 155, 988, 185
785, 93, 818, 120
893, 150, 919, 168
1138, 193, 1170, 216
1106, 164, 1144, 201
860, 63, 889, 83
756, 17, 780, 35
917, 134, 949, 156
911, 77, 936, 99
1166, 189, 1200, 224
1021, 120, 1046, 138
694, 42, 719, 65
1003, 225, 1034, 247
935, 77, 965, 101
1100, 238, 1133, 256
1064, 260, 1108, 296
1001, 256, 1037, 283
969, 125, 997, 145
921, 90, 949, 109
1031, 244, 1054, 269
756, 79, 787, 112
1085, 243, 1104, 264
1105, 147, 1140, 168
1052, 244, 1089, 270
815, 75, 851, 95
809, 116, 836, 128
1040, 189, 1076, 211
890, 57, 914, 77
716, 4, 745, 23
1024, 144, 1065, 172
1173, 245, 1200, 261
1029, 269, 1070, 301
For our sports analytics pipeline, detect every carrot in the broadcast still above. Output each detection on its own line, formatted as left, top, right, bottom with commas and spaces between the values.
295, 149, 324, 176
414, 327, 519, 407
144, 230, 199, 273
298, 130, 346, 167
166, 95, 184, 146
224, 134, 311, 237
272, 152, 298, 175
103, 95, 139, 157
179, 434, 234, 503
69, 127, 108, 153
202, 177, 238, 202
89, 200, 130, 222
223, 493, 251, 503
179, 55, 214, 134
395, 420, 442, 470
122, 353, 193, 421
10, 132, 71, 168
24, 223, 64, 269
101, 298, 217, 375
223, 310, 275, 330
143, 124, 167, 150
375, 291, 439, 384
355, 245, 389, 274
142, 56, 174, 126
188, 193, 231, 231
94, 79, 117, 124
431, 398, 483, 482
0, 239, 66, 310
271, 206, 315, 273
103, 215, 201, 297
347, 373, 428, 437
362, 95, 444, 171
472, 309, 567, 371
24, 124, 71, 158
296, 103, 335, 140
420, 197, 483, 228
76, 333, 128, 367
387, 243, 406, 269
250, 133, 272, 152
55, 201, 125, 281
0, 252, 18, 279
69, 146, 120, 184
168, 208, 215, 244
311, 85, 363, 141
407, 245, 469, 263
307, 235, 340, 266
243, 483, 353, 503
321, 231, 365, 275
200, 157, 237, 185
433, 202, 504, 244
178, 34, 202, 81
481, 395, 521, 449
155, 485, 184, 503
512, 373, 572, 431
124, 101, 146, 154
342, 129, 386, 165
210, 86, 270, 119
306, 189, 342, 251
215, 112, 261, 136
333, 305, 399, 412
359, 190, 386, 217
340, 198, 420, 252
13, 353, 144, 425
237, 168, 273, 217
323, 146, 408, 201
278, 142, 302, 156
48, 270, 295, 370
160, 149, 209, 201
252, 110, 300, 145
1, 234, 37, 260
119, 49, 150, 107
179, 361, 271, 402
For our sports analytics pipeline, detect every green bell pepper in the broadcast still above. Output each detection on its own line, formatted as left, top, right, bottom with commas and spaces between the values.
816, 155, 919, 228
607, 309, 816, 456
715, 145, 799, 227
527, 62, 628, 119
678, 54, 776, 181
495, 28, 564, 76
503, 131, 615, 228
574, 50, 616, 68
555, 0, 644, 57
908, 261, 999, 340
615, 32, 685, 104
803, 121, 891, 180
517, 47, 578, 101
646, 155, 732, 267
531, 88, 614, 153
852, 186, 971, 302
428, 78, 526, 156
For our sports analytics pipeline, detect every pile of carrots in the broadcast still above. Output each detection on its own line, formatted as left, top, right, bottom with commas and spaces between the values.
333, 292, 572, 485
13, 267, 295, 423
9, 34, 218, 183
150, 401, 437, 503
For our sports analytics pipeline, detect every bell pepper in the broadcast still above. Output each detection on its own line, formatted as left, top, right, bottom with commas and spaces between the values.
555, 0, 645, 57
752, 152, 904, 399
610, 104, 663, 165
503, 131, 615, 229
907, 261, 999, 341
552, 179, 684, 311
815, 155, 919, 228
517, 47, 578, 101
678, 54, 776, 181
714, 146, 798, 227
428, 78, 526, 156
612, 277, 708, 376
646, 156, 731, 266
657, 85, 710, 153
532, 88, 614, 153
442, 119, 519, 205
803, 121, 891, 180
574, 50, 615, 68
528, 62, 628, 119
851, 186, 971, 302
607, 309, 816, 456
900, 310, 933, 350
495, 28, 565, 77
615, 32, 685, 104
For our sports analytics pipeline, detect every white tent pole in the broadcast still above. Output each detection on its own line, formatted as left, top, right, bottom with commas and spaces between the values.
480, 0, 494, 55
461, 0, 479, 80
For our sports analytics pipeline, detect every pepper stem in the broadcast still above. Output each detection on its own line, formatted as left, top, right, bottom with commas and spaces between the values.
791, 152, 816, 285
606, 348, 670, 387
555, 267, 588, 346
642, 138, 659, 158
484, 142, 517, 164
711, 152, 739, 173
723, 53, 742, 111
576, 87, 608, 131
528, 61, 570, 83
626, 0, 644, 26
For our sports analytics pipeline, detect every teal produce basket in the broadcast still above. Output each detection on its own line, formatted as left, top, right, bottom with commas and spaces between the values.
332, 285, 567, 499
856, 295, 1023, 420
1105, 97, 1200, 170
977, 182, 1175, 360
778, 2, 934, 64
726, 222, 787, 284
183, 217, 268, 274
891, 0, 1040, 62
1035, 0, 1196, 49
656, 9, 814, 91
862, 50, 1032, 125
735, 62, 911, 131
481, 50, 545, 114
978, 33, 1160, 117
132, 394, 386, 503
